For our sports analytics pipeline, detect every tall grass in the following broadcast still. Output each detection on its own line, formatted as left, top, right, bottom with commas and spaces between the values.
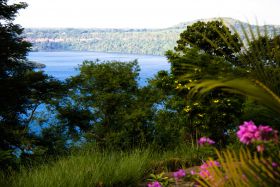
0, 145, 213, 187
5, 150, 150, 187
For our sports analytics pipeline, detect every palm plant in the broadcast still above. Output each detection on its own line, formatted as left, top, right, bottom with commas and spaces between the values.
185, 20, 280, 114
175, 20, 280, 186
196, 149, 280, 187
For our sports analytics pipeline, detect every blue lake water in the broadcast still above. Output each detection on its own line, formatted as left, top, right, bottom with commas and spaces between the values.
28, 51, 170, 85
27, 51, 170, 133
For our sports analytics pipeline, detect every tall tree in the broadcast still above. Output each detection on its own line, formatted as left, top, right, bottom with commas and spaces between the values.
159, 21, 245, 145
0, 0, 63, 169
175, 20, 242, 63
188, 33, 280, 124
0, 0, 31, 169
56, 60, 156, 149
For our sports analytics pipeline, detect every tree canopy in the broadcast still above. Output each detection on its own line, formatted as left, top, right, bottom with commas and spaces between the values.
0, 0, 63, 169
158, 20, 246, 145
53, 60, 158, 149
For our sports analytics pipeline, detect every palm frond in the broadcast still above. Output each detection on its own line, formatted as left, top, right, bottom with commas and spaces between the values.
184, 20, 280, 114
187, 78, 280, 115
196, 149, 280, 187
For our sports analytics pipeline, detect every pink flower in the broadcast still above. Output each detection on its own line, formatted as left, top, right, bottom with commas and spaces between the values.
147, 181, 161, 187
240, 132, 254, 144
173, 169, 186, 180
254, 131, 261, 140
198, 137, 215, 145
190, 170, 196, 175
237, 121, 258, 144
198, 160, 220, 179
199, 169, 211, 178
258, 125, 273, 132
200, 163, 208, 170
237, 121, 278, 145
200, 161, 220, 170
272, 162, 278, 168
208, 160, 221, 167
258, 125, 273, 141
247, 122, 258, 132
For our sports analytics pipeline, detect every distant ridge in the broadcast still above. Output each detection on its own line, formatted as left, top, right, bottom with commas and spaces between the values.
24, 17, 280, 55
170, 17, 280, 29
170, 17, 251, 29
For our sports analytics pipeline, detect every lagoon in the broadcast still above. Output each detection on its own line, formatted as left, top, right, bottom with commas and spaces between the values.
27, 51, 170, 133
28, 51, 170, 85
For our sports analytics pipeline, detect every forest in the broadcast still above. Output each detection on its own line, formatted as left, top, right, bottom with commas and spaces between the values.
0, 0, 280, 186
24, 18, 280, 55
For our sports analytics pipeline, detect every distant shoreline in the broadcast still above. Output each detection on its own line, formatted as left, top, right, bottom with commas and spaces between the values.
24, 18, 280, 57
28, 50, 166, 58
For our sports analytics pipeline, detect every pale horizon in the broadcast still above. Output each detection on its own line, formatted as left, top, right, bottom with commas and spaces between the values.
11, 0, 280, 29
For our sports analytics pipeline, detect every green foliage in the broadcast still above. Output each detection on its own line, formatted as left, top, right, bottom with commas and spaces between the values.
189, 79, 280, 115
150, 145, 216, 172
55, 60, 157, 149
24, 28, 180, 55
0, 0, 64, 170
148, 70, 195, 148
147, 172, 173, 186
0, 1, 31, 162
0, 145, 217, 187
196, 149, 280, 187
242, 35, 280, 96
6, 149, 151, 187
187, 28, 280, 116
158, 20, 245, 144
241, 99, 280, 129
153, 110, 187, 149
175, 20, 242, 62
2, 4, 279, 185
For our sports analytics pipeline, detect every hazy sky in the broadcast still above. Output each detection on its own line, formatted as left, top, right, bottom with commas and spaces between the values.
11, 0, 280, 28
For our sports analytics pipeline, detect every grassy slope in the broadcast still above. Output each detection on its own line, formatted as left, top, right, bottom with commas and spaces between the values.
1, 146, 214, 187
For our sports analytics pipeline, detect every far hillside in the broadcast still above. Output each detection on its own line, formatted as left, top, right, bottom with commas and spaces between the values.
24, 17, 280, 55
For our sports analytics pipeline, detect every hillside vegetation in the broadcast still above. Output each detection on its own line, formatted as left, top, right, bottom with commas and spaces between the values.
1, 0, 280, 185
24, 17, 280, 55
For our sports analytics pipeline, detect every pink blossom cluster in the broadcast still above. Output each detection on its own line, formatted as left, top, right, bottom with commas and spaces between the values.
200, 160, 220, 170
198, 137, 215, 145
147, 181, 161, 187
199, 161, 220, 178
199, 169, 211, 179
190, 160, 220, 179
237, 121, 278, 145
173, 169, 186, 180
